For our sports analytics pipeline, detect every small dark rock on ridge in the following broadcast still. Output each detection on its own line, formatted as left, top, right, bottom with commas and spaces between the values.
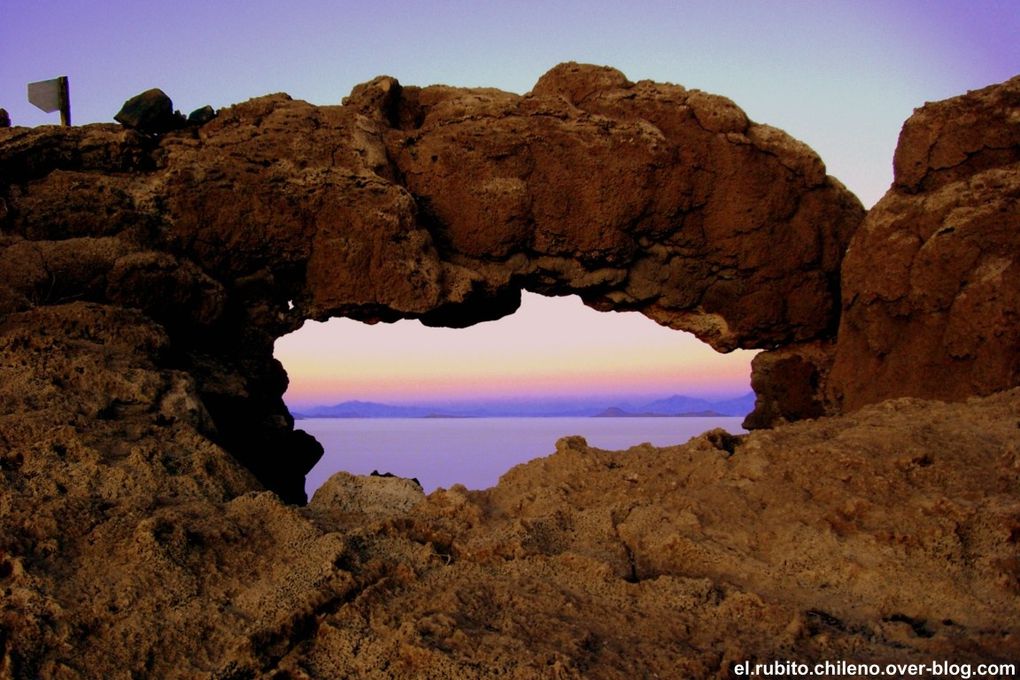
115, 89, 216, 134
188, 105, 217, 125
115, 88, 184, 133
0, 108, 10, 128
371, 470, 422, 489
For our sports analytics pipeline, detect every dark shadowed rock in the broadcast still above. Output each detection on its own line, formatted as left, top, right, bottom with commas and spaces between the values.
341, 75, 403, 125
1, 65, 1019, 677
187, 104, 216, 125
0, 108, 10, 127
114, 88, 186, 134
743, 341, 834, 428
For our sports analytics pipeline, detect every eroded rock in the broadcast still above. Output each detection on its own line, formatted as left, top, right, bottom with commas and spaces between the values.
187, 104, 217, 125
3, 330, 1015, 676
829, 76, 1020, 411
1, 64, 1019, 678
114, 88, 186, 134
1, 63, 865, 500
743, 341, 835, 428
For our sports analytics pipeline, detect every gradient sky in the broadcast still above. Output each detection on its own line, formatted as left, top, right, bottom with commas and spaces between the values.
280, 292, 757, 408
3, 1, 1017, 406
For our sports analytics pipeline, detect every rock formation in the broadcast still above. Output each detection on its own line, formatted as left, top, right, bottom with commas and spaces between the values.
829, 76, 1020, 410
0, 63, 864, 501
2, 317, 1018, 676
1, 65, 1018, 677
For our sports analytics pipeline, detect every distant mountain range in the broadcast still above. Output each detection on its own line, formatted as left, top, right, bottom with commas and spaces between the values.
292, 393, 755, 419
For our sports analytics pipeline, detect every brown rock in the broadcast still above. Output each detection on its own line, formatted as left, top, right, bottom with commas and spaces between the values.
893, 76, 1020, 192
342, 75, 403, 125
359, 391, 1020, 676
114, 88, 186, 134
829, 76, 1020, 411
743, 341, 835, 428
1, 63, 864, 502
388, 63, 861, 350
308, 471, 425, 521
0, 67, 1019, 678
187, 104, 217, 125
3, 307, 1017, 677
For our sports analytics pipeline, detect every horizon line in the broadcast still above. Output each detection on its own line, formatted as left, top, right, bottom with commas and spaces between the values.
285, 389, 755, 409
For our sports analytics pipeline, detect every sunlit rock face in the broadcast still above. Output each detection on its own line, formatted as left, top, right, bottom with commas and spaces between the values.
0, 63, 864, 499
2, 65, 1019, 679
828, 75, 1020, 411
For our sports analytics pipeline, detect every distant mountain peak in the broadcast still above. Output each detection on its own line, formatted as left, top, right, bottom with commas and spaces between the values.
292, 393, 755, 419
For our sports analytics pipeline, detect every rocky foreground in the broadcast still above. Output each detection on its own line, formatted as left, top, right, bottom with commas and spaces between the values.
1, 65, 1018, 677
3, 345, 1020, 678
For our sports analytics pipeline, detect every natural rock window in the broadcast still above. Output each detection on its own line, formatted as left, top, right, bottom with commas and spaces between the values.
0, 63, 867, 505
275, 292, 759, 495
2, 66, 1018, 675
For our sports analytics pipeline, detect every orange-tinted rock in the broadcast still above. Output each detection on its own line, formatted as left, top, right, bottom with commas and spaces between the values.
1, 66, 1019, 678
383, 64, 861, 350
1, 64, 864, 500
3, 314, 1017, 676
743, 341, 835, 428
829, 76, 1020, 411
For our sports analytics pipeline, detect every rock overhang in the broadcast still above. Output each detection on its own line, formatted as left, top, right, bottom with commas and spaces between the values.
2, 62, 871, 500
2, 66, 1020, 677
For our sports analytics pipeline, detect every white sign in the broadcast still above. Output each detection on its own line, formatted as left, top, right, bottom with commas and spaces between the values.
27, 76, 70, 125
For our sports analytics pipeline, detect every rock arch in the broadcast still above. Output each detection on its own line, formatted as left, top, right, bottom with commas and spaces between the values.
0, 63, 864, 502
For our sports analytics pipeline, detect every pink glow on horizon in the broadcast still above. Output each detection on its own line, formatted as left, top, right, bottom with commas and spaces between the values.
276, 292, 756, 408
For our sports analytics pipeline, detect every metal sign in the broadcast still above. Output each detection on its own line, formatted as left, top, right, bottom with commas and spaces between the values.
27, 76, 71, 126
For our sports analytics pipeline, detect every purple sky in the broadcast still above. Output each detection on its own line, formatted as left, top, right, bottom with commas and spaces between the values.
3, 1, 1017, 405
3, 1, 1017, 206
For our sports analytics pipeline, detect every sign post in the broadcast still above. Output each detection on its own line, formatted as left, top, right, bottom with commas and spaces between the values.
27, 76, 71, 126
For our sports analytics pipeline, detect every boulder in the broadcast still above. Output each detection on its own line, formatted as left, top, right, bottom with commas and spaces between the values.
309, 471, 425, 520
743, 341, 834, 428
187, 104, 216, 125
114, 88, 185, 134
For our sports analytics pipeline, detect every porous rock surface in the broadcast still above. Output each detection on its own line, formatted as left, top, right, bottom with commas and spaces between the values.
1, 63, 864, 504
1, 66, 1019, 677
829, 76, 1020, 411
2, 314, 1018, 676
